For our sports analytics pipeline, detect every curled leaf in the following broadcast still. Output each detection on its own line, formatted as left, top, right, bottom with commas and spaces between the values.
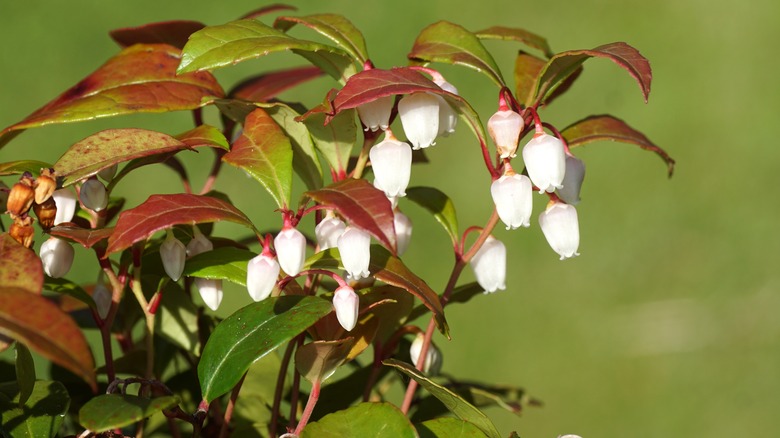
109, 20, 206, 49
275, 14, 369, 63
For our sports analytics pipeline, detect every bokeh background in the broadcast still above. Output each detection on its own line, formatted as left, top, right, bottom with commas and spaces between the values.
1, 1, 778, 437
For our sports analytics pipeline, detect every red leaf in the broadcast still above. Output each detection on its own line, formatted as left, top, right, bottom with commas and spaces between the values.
49, 226, 114, 249
230, 66, 324, 102
306, 179, 396, 255
105, 194, 257, 257
0, 286, 97, 391
109, 20, 206, 49
514, 51, 546, 108
562, 115, 675, 176
0, 234, 43, 294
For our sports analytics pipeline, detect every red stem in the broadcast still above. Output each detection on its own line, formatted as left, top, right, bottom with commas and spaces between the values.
269, 340, 296, 437
294, 379, 321, 435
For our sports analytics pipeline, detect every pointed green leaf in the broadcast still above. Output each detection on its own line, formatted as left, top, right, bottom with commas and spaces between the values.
0, 380, 70, 438
302, 402, 417, 438
0, 233, 43, 294
198, 295, 333, 402
263, 103, 323, 190
0, 160, 52, 177
155, 282, 200, 354
418, 417, 488, 438
176, 124, 230, 150
275, 14, 369, 63
14, 343, 36, 405
475, 26, 553, 58
183, 246, 256, 286
79, 394, 180, 433
405, 186, 459, 246
295, 338, 355, 383
303, 110, 356, 174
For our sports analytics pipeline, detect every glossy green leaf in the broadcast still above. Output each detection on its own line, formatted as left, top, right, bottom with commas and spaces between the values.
384, 359, 500, 438
183, 246, 256, 286
0, 160, 52, 176
263, 103, 323, 190
14, 343, 36, 405
0, 44, 223, 149
198, 295, 333, 402
176, 124, 230, 150
303, 109, 356, 174
561, 114, 674, 176
405, 186, 459, 246
0, 233, 43, 294
409, 21, 505, 87
418, 417, 487, 438
155, 282, 200, 354
275, 14, 369, 63
514, 51, 546, 108
222, 107, 293, 208
0, 286, 96, 391
44, 278, 97, 313
475, 26, 553, 58
79, 394, 179, 432
295, 338, 355, 383
302, 402, 417, 438
0, 380, 70, 438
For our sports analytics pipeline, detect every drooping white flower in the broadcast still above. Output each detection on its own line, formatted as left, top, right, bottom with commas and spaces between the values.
246, 252, 280, 302
539, 201, 580, 260
274, 226, 306, 276
522, 133, 566, 194
394, 210, 413, 256
97, 164, 118, 182
315, 213, 346, 251
469, 235, 507, 293
357, 95, 395, 132
491, 170, 533, 230
410, 332, 443, 375
186, 227, 213, 258
398, 93, 440, 149
337, 226, 371, 280
370, 131, 412, 198
195, 278, 224, 311
52, 188, 78, 225
160, 230, 186, 281
79, 178, 108, 212
488, 109, 524, 158
39, 237, 75, 278
93, 283, 111, 319
556, 154, 586, 205
332, 285, 359, 331
434, 79, 459, 137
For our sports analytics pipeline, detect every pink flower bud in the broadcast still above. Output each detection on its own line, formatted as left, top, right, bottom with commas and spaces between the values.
488, 109, 524, 158
434, 79, 459, 137
315, 214, 346, 251
246, 253, 280, 301
332, 285, 359, 331
370, 132, 412, 198
522, 133, 566, 193
398, 93, 440, 150
93, 283, 111, 319
394, 210, 413, 256
160, 230, 186, 281
357, 95, 395, 132
39, 237, 75, 278
469, 235, 506, 293
337, 226, 371, 280
79, 178, 108, 212
491, 172, 533, 230
410, 332, 443, 375
557, 154, 586, 205
195, 278, 223, 311
539, 201, 580, 260
52, 188, 78, 225
186, 227, 213, 257
274, 226, 306, 275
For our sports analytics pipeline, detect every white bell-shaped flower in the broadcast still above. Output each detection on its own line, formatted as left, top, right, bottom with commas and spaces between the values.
357, 95, 395, 132
274, 226, 306, 275
469, 235, 507, 293
186, 227, 213, 258
556, 154, 586, 205
97, 164, 118, 182
160, 230, 186, 281
79, 178, 108, 212
491, 170, 533, 230
398, 93, 440, 149
39, 237, 75, 278
434, 79, 458, 137
195, 278, 223, 311
315, 213, 346, 251
52, 188, 78, 225
539, 201, 580, 260
332, 285, 359, 331
522, 133, 566, 193
394, 210, 413, 256
93, 283, 112, 319
370, 131, 412, 198
410, 332, 443, 375
488, 109, 524, 158
337, 226, 371, 280
246, 253, 280, 302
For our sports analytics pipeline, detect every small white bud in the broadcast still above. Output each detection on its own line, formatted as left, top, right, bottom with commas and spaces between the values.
93, 283, 111, 319
246, 253, 280, 302
274, 227, 306, 276
79, 179, 108, 212
97, 164, 118, 182
469, 235, 507, 293
539, 201, 580, 260
410, 332, 443, 375
332, 285, 359, 331
337, 226, 371, 280
370, 132, 412, 198
195, 278, 223, 311
522, 133, 566, 194
160, 230, 186, 281
186, 227, 213, 258
398, 93, 440, 149
315, 214, 346, 251
491, 171, 533, 230
433, 79, 459, 137
394, 210, 413, 256
556, 154, 586, 205
357, 95, 395, 132
488, 109, 524, 158
39, 237, 75, 278
52, 188, 78, 225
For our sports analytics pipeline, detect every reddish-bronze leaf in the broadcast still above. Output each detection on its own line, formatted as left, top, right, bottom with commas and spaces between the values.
514, 51, 547, 108
231, 66, 324, 102
175, 124, 229, 150
0, 286, 96, 390
306, 179, 396, 254
109, 20, 206, 49
0, 44, 224, 148
105, 194, 257, 256
476, 26, 553, 58
0, 233, 43, 294
49, 226, 114, 249
562, 115, 675, 176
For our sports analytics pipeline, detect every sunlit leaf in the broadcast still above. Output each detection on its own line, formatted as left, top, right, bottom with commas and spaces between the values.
275, 14, 369, 63
475, 26, 553, 58
109, 20, 206, 49
263, 103, 323, 190
295, 338, 355, 383
0, 233, 43, 294
176, 124, 230, 150
79, 394, 179, 432
155, 282, 200, 354
231, 66, 324, 102
183, 246, 256, 286
0, 160, 52, 176
513, 51, 546, 108
302, 402, 417, 438
303, 110, 356, 175
405, 186, 459, 246
14, 343, 36, 405
0, 380, 70, 438
417, 417, 487, 438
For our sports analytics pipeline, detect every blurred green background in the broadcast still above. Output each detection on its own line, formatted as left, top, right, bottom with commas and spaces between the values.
1, 1, 778, 437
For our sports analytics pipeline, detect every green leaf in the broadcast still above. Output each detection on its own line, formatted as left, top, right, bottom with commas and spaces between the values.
405, 187, 459, 246
43, 278, 98, 312
302, 402, 417, 438
222, 107, 293, 209
264, 103, 323, 190
0, 380, 70, 438
361, 285, 415, 344
183, 246, 256, 286
513, 51, 546, 108
275, 14, 369, 63
79, 394, 179, 433
155, 282, 200, 354
0, 160, 52, 177
475, 26, 553, 58
0, 233, 43, 294
409, 21, 505, 87
295, 338, 355, 383
176, 124, 230, 150
198, 295, 333, 402
384, 359, 501, 438
14, 343, 36, 406
303, 110, 356, 174
233, 352, 284, 426
418, 417, 488, 438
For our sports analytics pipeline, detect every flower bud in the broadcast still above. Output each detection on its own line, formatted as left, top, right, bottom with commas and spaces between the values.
52, 188, 78, 225
434, 79, 459, 137
34, 169, 57, 204
394, 210, 413, 256
332, 285, 359, 331
186, 227, 213, 258
315, 213, 346, 251
539, 201, 580, 260
398, 93, 440, 150
93, 283, 111, 319
556, 154, 586, 205
357, 95, 395, 132
488, 109, 524, 158
246, 253, 280, 302
79, 178, 108, 212
337, 226, 371, 280
469, 235, 506, 293
274, 226, 306, 276
10, 216, 34, 248
7, 179, 35, 216
522, 133, 566, 194
39, 237, 75, 278
97, 164, 118, 182
491, 170, 533, 230
160, 230, 186, 281
195, 278, 224, 311
370, 132, 412, 198
410, 332, 443, 375
33, 197, 57, 230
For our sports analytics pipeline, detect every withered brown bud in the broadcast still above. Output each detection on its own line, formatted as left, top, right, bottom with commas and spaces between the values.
7, 178, 35, 216
33, 197, 57, 230
34, 168, 57, 204
10, 216, 35, 248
